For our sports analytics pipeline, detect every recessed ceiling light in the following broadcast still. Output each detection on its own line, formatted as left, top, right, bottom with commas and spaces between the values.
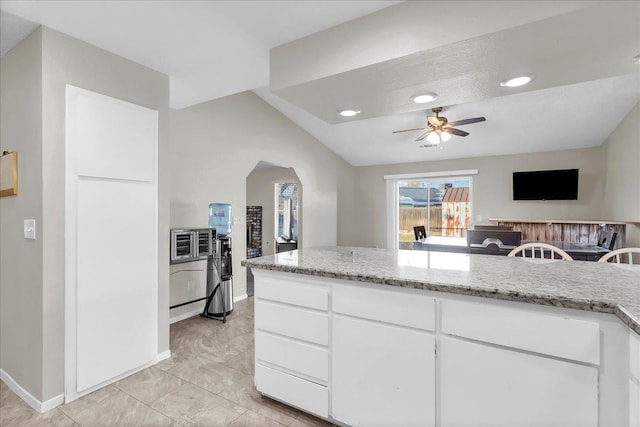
338, 109, 360, 117
411, 93, 438, 104
500, 75, 533, 88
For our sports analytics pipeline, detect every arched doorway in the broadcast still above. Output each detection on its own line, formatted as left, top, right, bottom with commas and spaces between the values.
245, 161, 302, 295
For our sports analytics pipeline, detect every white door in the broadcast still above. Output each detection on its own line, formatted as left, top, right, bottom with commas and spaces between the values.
440, 336, 598, 426
332, 315, 436, 426
65, 85, 157, 399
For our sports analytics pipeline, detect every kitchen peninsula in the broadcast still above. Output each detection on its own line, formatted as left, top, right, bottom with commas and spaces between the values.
243, 247, 640, 427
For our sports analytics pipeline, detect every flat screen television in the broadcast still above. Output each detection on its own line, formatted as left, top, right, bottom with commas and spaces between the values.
513, 169, 578, 200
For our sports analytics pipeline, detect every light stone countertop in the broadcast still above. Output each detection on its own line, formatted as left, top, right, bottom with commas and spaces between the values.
242, 246, 640, 335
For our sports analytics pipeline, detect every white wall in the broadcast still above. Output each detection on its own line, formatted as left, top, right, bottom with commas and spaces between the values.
603, 102, 640, 247
169, 91, 354, 317
247, 166, 301, 256
343, 147, 607, 248
0, 29, 44, 401
0, 27, 170, 402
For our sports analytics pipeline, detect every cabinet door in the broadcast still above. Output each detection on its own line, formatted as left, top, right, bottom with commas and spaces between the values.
332, 315, 435, 426
440, 336, 598, 427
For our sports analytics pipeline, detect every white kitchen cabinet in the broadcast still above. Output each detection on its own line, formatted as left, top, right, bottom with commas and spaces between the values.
253, 270, 329, 418
332, 315, 436, 426
440, 336, 598, 427
251, 269, 632, 426
331, 280, 436, 426
631, 331, 640, 427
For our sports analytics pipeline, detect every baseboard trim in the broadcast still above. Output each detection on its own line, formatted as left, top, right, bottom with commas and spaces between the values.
234, 293, 248, 302
169, 307, 203, 324
169, 294, 249, 324
157, 350, 171, 362
0, 369, 64, 413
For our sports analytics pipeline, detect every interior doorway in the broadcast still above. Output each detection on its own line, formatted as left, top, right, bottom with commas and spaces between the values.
245, 161, 302, 296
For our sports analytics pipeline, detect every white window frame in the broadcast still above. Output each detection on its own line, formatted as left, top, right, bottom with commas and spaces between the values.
384, 169, 478, 249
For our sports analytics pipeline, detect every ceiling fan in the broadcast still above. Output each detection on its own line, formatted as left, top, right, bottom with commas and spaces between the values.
392, 107, 486, 147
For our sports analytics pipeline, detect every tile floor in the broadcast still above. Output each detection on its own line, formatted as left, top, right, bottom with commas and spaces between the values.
0, 297, 334, 426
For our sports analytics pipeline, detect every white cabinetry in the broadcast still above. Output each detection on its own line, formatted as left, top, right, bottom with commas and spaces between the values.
252, 270, 632, 426
253, 271, 329, 418
440, 337, 598, 426
332, 283, 436, 426
441, 300, 600, 427
631, 331, 640, 427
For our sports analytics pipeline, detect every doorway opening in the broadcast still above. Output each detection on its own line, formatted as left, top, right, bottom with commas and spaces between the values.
245, 161, 302, 295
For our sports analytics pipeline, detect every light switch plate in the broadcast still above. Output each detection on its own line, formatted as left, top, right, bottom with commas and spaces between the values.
24, 219, 36, 239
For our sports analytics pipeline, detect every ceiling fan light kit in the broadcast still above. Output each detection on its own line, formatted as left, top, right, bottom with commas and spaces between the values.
392, 106, 486, 148
500, 75, 533, 87
411, 93, 438, 104
426, 131, 451, 145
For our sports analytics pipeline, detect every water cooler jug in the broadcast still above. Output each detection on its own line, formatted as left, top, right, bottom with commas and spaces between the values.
208, 203, 232, 237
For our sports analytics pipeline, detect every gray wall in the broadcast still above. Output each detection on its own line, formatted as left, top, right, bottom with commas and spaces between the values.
247, 166, 302, 256
603, 102, 640, 247
169, 91, 355, 310
0, 29, 44, 401
0, 27, 170, 402
343, 147, 607, 249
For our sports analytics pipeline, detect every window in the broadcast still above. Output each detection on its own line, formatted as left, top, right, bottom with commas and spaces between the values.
385, 170, 476, 249
275, 183, 298, 241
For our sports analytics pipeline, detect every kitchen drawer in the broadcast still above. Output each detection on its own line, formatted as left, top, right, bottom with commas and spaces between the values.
255, 300, 328, 346
441, 300, 600, 365
254, 271, 328, 310
255, 331, 328, 382
255, 364, 329, 419
333, 282, 436, 331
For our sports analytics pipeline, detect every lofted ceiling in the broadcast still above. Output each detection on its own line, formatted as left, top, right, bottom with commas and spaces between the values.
1, 1, 639, 167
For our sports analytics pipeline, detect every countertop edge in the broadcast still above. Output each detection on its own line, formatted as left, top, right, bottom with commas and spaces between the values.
242, 260, 640, 335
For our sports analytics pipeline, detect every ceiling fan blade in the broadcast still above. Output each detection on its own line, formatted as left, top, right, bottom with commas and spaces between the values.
447, 117, 486, 127
427, 116, 441, 127
445, 127, 469, 137
391, 127, 427, 134
416, 130, 432, 141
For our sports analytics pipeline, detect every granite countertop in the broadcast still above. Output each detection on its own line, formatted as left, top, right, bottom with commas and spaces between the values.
242, 246, 640, 335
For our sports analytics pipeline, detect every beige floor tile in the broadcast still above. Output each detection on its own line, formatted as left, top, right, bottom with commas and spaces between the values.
58, 385, 120, 420
167, 357, 249, 395
1, 406, 78, 427
2, 297, 299, 427
290, 412, 335, 427
221, 349, 254, 376
217, 379, 298, 426
150, 382, 245, 426
63, 389, 172, 427
228, 410, 284, 427
114, 365, 186, 405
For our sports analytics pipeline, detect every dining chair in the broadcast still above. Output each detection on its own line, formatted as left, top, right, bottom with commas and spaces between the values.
413, 225, 426, 241
597, 247, 640, 264
507, 242, 573, 260
597, 230, 617, 251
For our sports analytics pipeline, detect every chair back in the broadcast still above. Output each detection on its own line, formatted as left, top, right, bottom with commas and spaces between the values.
597, 247, 640, 264
507, 242, 573, 260
597, 230, 617, 251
